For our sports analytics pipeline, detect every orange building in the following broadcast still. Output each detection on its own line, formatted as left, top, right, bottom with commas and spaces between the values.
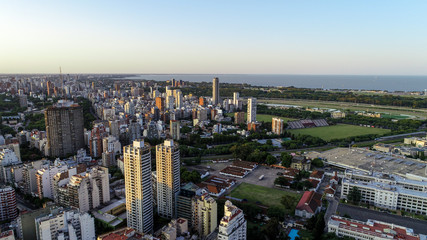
156, 97, 165, 111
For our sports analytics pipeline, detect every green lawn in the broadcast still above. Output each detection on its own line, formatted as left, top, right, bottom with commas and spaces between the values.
229, 182, 301, 212
225, 113, 295, 122
289, 124, 391, 141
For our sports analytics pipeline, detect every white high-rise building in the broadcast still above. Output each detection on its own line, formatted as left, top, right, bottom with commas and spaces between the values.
272, 117, 284, 135
152, 90, 161, 99
156, 140, 180, 218
167, 95, 175, 110
124, 101, 135, 115
247, 98, 257, 123
35, 208, 95, 240
233, 92, 239, 107
124, 140, 153, 234
218, 200, 247, 240
175, 91, 183, 109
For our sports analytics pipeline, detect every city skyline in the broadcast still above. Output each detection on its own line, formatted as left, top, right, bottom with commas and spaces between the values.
1, 1, 427, 75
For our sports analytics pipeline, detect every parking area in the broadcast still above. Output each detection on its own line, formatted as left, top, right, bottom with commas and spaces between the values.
337, 204, 427, 235
237, 165, 283, 188
187, 162, 288, 189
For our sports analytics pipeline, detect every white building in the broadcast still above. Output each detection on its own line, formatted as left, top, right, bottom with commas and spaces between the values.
56, 166, 110, 212
36, 162, 69, 199
247, 98, 256, 123
218, 200, 247, 240
341, 170, 427, 215
233, 92, 239, 108
213, 123, 222, 134
166, 95, 175, 110
124, 101, 135, 115
328, 215, 426, 240
0, 149, 22, 183
102, 135, 121, 154
124, 140, 153, 234
35, 208, 95, 240
156, 140, 180, 219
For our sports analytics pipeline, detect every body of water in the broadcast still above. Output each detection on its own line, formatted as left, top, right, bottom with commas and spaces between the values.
125, 74, 427, 92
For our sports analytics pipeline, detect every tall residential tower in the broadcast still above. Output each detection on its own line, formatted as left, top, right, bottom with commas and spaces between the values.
212, 77, 219, 105
156, 139, 180, 218
272, 117, 284, 135
247, 98, 257, 123
124, 140, 153, 233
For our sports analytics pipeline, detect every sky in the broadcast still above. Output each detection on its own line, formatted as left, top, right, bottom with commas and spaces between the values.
1, 1, 427, 75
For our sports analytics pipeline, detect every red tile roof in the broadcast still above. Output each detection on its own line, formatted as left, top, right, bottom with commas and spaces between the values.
331, 216, 420, 240
309, 170, 324, 179
296, 191, 322, 213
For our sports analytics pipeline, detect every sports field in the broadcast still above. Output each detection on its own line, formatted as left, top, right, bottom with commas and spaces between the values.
289, 124, 390, 141
229, 182, 301, 212
225, 113, 295, 122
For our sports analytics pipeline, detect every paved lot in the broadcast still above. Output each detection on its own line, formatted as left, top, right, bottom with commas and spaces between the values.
337, 204, 427, 235
188, 162, 303, 195
238, 165, 284, 188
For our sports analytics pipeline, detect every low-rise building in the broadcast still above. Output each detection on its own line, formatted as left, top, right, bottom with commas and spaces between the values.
341, 170, 427, 215
295, 191, 322, 218
328, 215, 426, 240
291, 156, 311, 171
373, 143, 393, 153
219, 166, 248, 178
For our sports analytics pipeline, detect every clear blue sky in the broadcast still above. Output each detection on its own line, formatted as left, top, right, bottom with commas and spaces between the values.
1, 0, 426, 74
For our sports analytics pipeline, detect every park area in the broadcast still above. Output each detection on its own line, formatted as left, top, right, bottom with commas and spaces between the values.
288, 124, 390, 141
229, 182, 301, 213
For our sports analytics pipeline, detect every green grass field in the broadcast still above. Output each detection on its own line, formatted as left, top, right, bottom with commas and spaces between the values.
289, 124, 391, 141
225, 113, 295, 122
229, 183, 301, 212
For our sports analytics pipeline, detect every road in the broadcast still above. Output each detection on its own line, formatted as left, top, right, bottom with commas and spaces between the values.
337, 204, 427, 235
324, 197, 339, 230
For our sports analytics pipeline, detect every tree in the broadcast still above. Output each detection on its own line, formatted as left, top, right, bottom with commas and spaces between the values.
347, 186, 362, 204
281, 195, 297, 213
263, 217, 280, 240
180, 168, 202, 183
267, 206, 285, 219
274, 177, 289, 187
281, 152, 293, 167
266, 155, 277, 165
311, 158, 324, 168
314, 212, 325, 239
